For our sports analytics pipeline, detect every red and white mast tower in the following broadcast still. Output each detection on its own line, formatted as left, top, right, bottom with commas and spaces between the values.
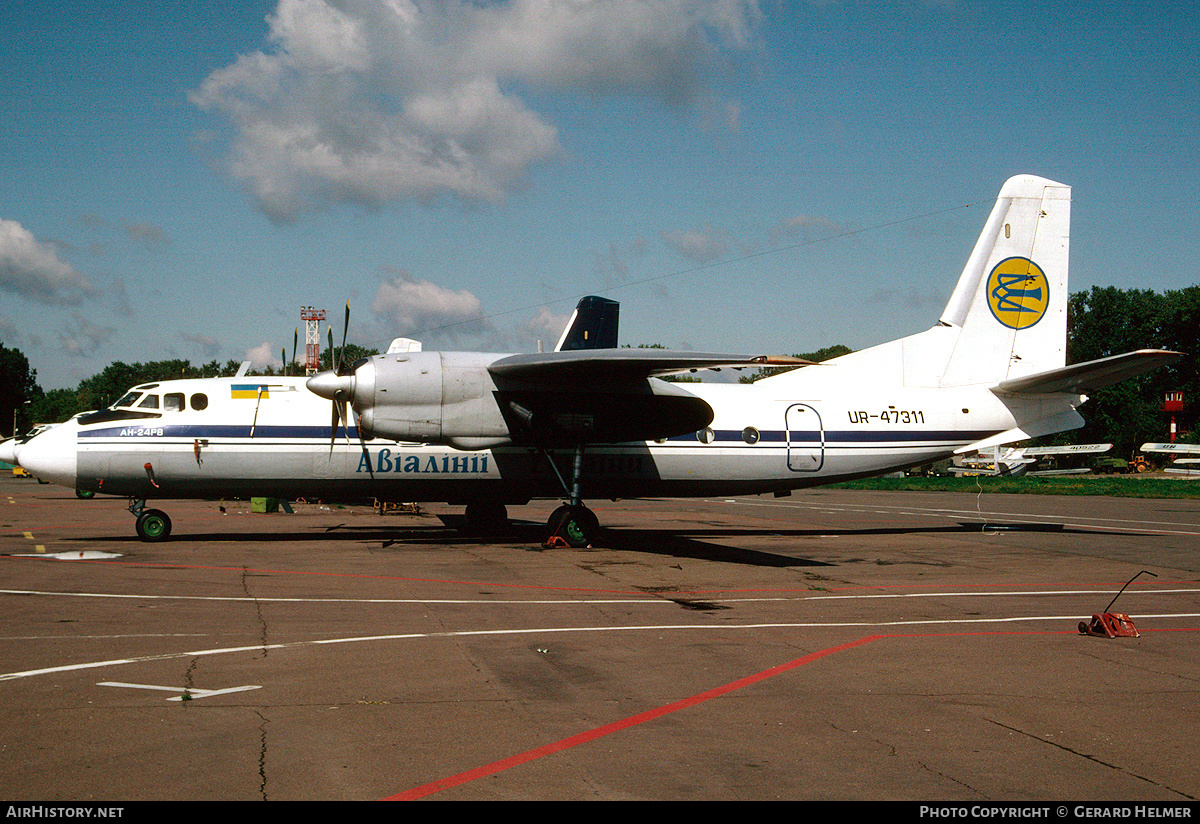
300, 306, 326, 375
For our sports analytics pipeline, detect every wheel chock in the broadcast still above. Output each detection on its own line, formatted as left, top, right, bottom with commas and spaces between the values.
1078, 612, 1140, 638
542, 534, 571, 549
1077, 570, 1155, 638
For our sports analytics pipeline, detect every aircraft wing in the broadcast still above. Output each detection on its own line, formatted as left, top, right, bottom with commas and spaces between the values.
1141, 442, 1200, 455
1019, 443, 1112, 456
488, 350, 812, 445
993, 349, 1182, 395
490, 349, 812, 382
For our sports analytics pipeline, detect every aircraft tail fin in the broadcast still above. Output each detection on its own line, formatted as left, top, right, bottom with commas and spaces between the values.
938, 175, 1071, 387
555, 296, 620, 351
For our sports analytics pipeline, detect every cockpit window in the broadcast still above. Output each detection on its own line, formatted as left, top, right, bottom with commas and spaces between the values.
114, 392, 142, 408
138, 394, 160, 409
164, 393, 185, 411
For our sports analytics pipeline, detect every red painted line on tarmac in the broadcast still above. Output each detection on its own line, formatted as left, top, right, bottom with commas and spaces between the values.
0, 554, 645, 595
4, 554, 1197, 600
383, 625, 1200, 800
383, 634, 883, 801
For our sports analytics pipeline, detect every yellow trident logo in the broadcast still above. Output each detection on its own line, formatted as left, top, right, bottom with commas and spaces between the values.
986, 257, 1049, 329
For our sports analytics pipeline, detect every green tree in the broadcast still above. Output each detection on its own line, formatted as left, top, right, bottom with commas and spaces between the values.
319, 344, 380, 371
738, 344, 854, 383
0, 342, 39, 436
28, 387, 85, 427
620, 343, 700, 382
1066, 285, 1199, 454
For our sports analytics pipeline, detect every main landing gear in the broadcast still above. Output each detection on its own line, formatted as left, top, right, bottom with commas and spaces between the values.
545, 504, 599, 548
462, 501, 510, 535
129, 499, 172, 542
542, 445, 600, 549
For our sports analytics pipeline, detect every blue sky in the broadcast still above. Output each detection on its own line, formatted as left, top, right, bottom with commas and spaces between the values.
3, 0, 1197, 391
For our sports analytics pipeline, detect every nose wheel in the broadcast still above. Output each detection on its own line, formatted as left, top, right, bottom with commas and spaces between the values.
129, 499, 172, 542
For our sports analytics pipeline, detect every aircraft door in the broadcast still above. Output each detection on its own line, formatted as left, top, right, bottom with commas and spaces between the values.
786, 403, 824, 472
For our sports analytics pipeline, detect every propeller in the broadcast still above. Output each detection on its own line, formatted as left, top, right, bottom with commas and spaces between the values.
282, 328, 298, 377
309, 302, 375, 479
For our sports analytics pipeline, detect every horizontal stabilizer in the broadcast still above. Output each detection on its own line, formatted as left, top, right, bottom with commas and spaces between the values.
993, 349, 1181, 395
954, 407, 1085, 454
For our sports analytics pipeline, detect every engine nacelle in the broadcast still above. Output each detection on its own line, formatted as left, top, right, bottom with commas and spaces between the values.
350, 352, 512, 449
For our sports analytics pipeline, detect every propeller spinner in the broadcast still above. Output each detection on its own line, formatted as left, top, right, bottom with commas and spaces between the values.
306, 302, 375, 477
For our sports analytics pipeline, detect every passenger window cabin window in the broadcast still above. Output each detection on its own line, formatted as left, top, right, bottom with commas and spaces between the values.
190, 393, 209, 411
165, 393, 184, 411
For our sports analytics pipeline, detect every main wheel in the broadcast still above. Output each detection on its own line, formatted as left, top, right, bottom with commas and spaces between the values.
463, 501, 509, 534
136, 509, 172, 542
547, 504, 599, 548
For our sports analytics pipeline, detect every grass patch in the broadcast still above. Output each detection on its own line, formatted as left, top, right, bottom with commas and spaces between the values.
827, 474, 1200, 498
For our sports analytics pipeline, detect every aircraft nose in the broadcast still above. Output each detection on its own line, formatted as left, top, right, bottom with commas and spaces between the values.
0, 436, 18, 467
306, 370, 355, 402
16, 423, 77, 489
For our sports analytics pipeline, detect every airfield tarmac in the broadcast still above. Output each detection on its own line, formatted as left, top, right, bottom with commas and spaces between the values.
0, 473, 1197, 802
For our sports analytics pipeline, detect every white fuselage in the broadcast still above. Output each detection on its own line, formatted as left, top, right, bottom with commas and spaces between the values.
18, 176, 1123, 515
15, 369, 1058, 504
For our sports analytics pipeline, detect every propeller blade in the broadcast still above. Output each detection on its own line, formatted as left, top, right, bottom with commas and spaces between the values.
281, 347, 287, 377
337, 300, 350, 375
292, 328, 298, 375
320, 301, 354, 457
352, 408, 374, 480
329, 392, 342, 455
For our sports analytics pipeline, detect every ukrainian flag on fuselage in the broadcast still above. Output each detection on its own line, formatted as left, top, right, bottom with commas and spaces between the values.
231, 384, 268, 399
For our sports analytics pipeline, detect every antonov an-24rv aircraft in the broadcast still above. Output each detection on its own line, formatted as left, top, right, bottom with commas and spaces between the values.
14, 176, 1181, 546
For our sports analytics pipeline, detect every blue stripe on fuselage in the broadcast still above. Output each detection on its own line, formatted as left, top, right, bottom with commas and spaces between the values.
78, 423, 997, 447
78, 424, 358, 439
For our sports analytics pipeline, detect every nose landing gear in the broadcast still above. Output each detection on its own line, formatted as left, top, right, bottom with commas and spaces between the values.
129, 499, 172, 542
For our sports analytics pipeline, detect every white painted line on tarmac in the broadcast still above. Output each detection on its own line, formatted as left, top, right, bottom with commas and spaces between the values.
719, 498, 1200, 535
98, 681, 261, 700
2, 612, 1198, 684
3, 586, 1198, 605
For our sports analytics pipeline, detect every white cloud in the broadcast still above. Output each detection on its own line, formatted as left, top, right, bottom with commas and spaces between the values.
371, 269, 487, 339
0, 314, 21, 346
662, 224, 728, 263
525, 305, 571, 341
0, 219, 97, 305
122, 221, 171, 249
245, 341, 280, 369
181, 332, 222, 359
771, 213, 843, 241
57, 313, 114, 358
192, 0, 760, 221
